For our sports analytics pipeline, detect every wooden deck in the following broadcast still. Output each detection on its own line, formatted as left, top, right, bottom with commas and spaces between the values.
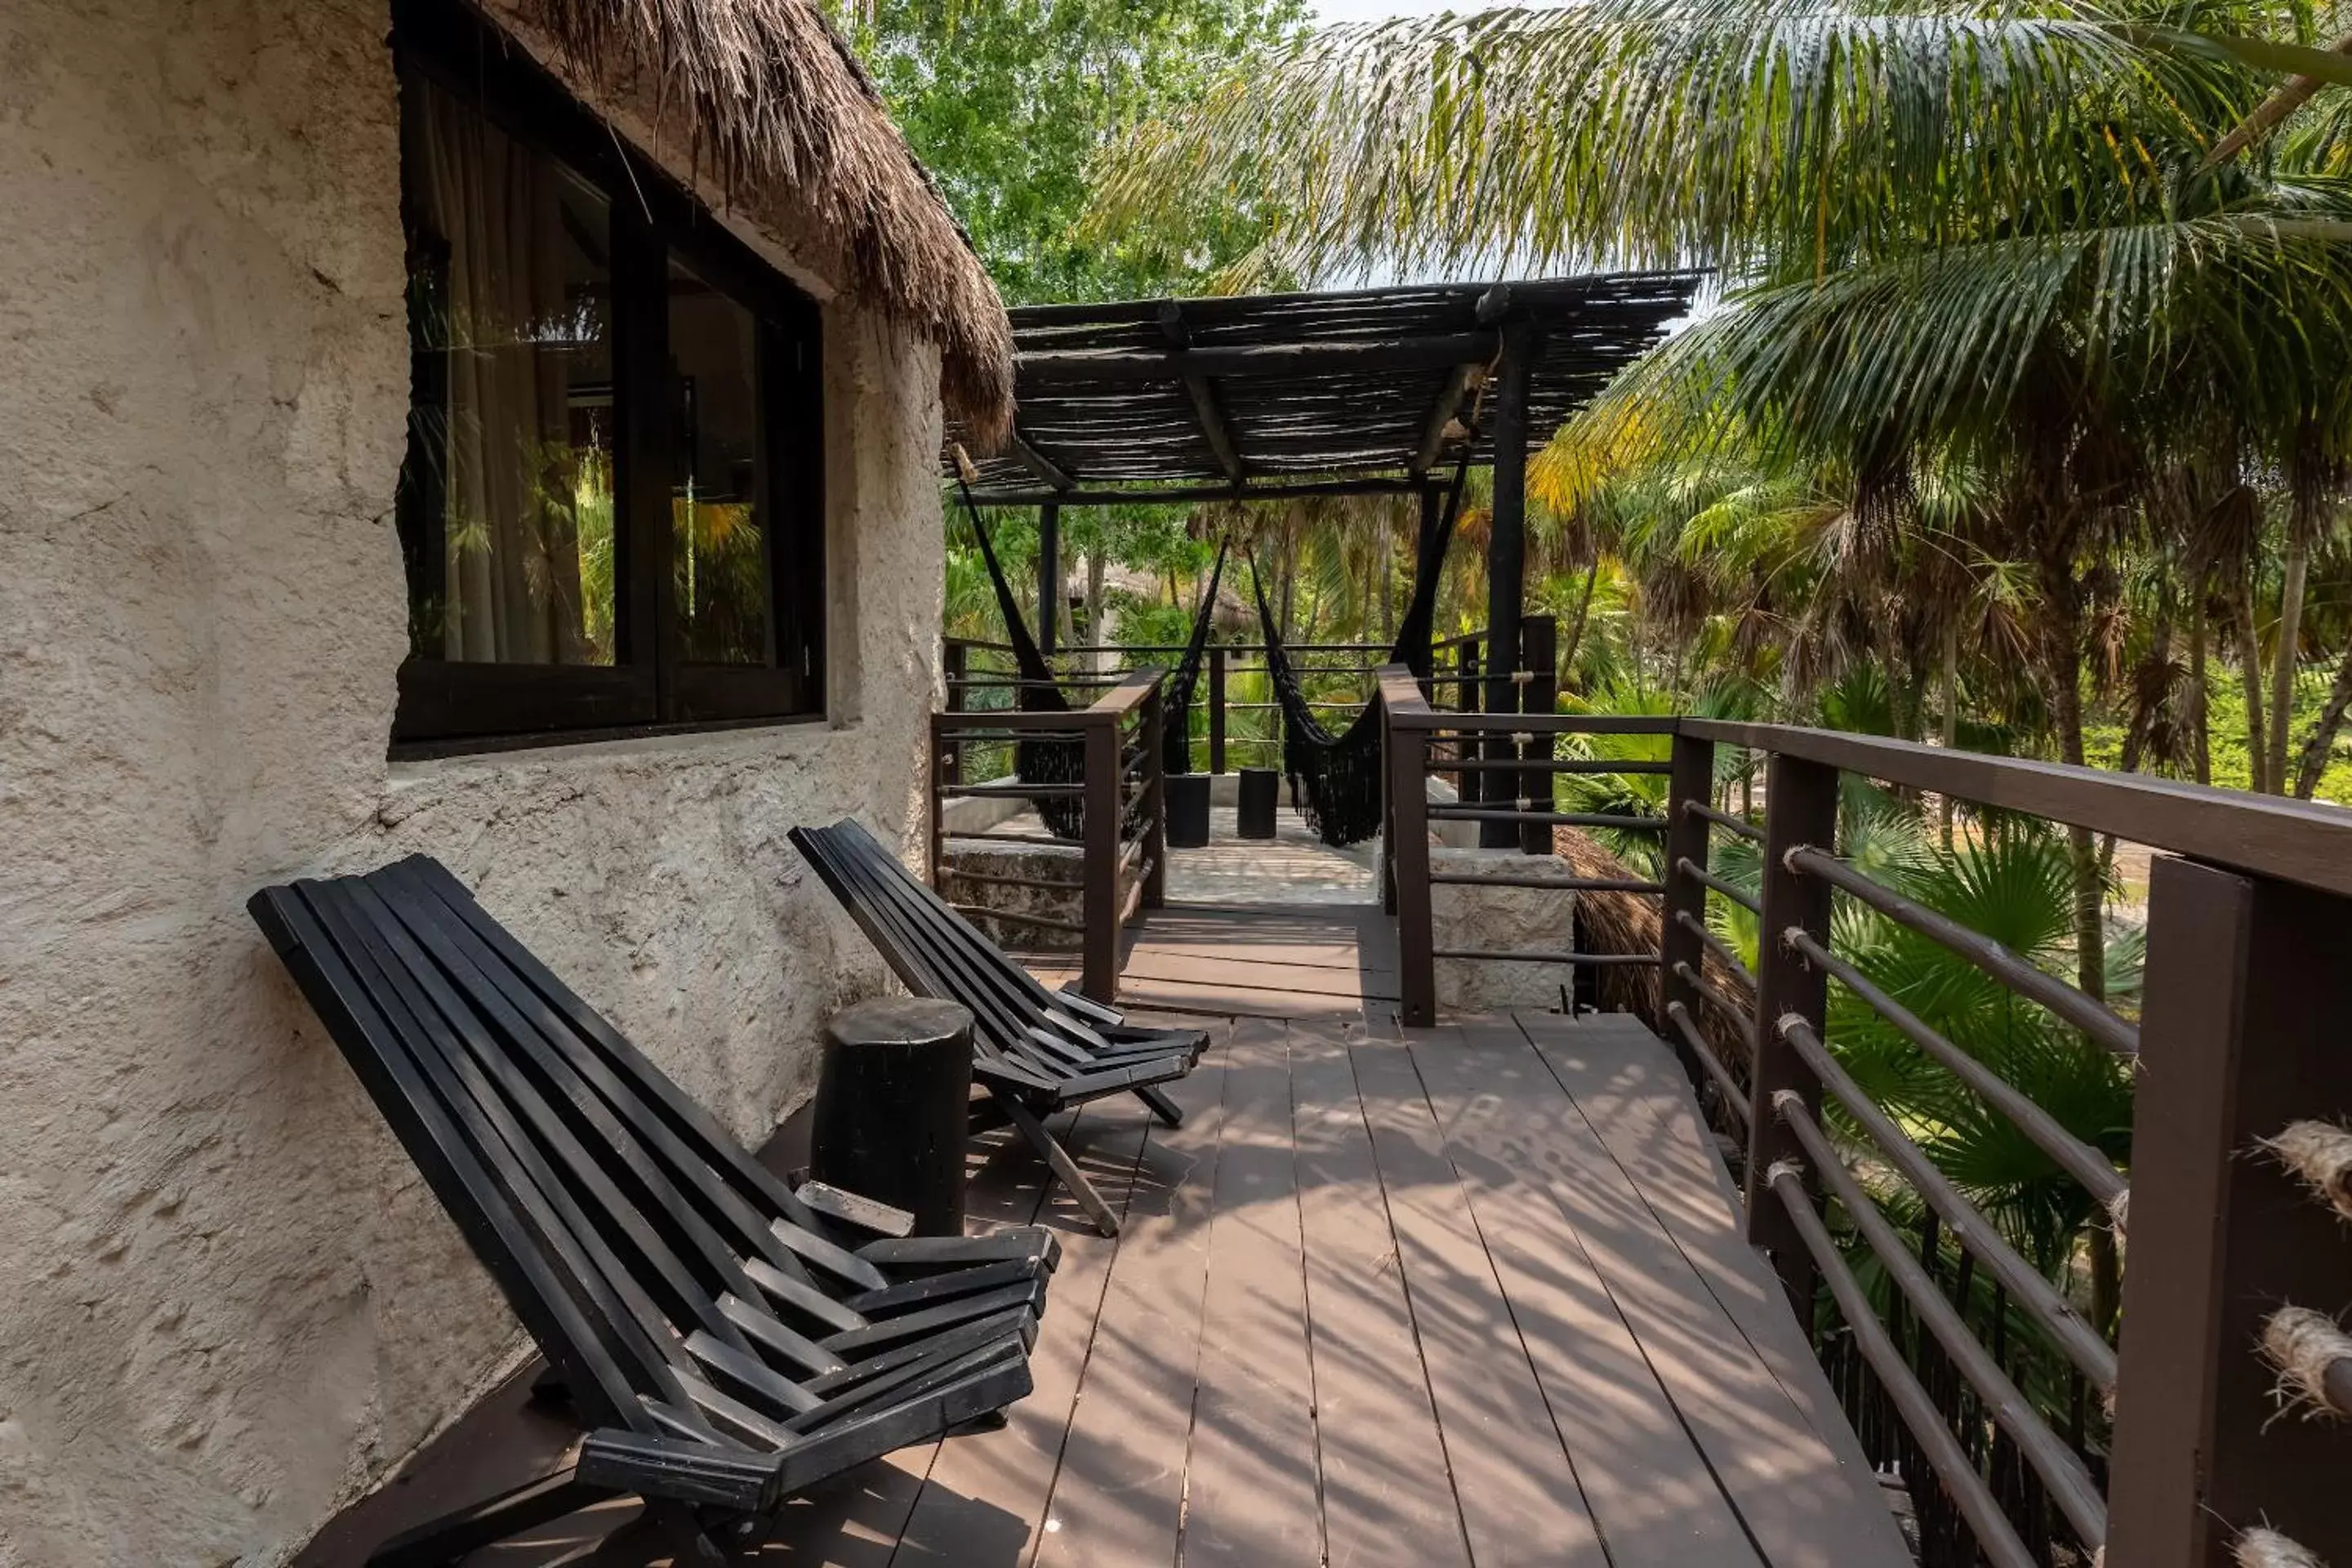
300, 900, 1907, 1567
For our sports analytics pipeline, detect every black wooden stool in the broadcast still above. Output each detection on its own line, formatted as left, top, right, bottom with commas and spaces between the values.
1166, 772, 1211, 847
810, 997, 974, 1236
1237, 767, 1280, 839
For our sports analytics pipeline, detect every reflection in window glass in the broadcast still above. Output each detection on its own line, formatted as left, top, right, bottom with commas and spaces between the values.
669, 258, 772, 666
397, 70, 616, 666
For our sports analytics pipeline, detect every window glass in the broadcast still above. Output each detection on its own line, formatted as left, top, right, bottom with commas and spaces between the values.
668, 257, 772, 666
397, 71, 617, 666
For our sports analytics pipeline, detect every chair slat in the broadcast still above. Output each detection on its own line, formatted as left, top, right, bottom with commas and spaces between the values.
331, 880, 763, 1370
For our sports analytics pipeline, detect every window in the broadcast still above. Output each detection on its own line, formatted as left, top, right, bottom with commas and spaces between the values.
390, 0, 824, 754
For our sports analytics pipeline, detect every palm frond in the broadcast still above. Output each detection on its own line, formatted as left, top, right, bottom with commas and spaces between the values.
1094, 0, 2247, 284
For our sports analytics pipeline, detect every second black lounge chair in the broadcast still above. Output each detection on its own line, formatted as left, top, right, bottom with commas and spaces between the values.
789, 818, 1206, 1236
251, 855, 1058, 1566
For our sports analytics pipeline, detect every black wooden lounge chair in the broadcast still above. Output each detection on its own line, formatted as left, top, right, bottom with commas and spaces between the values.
250, 856, 1058, 1567
788, 819, 1206, 1236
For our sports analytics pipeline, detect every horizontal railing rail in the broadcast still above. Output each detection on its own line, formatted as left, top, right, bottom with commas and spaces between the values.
1682, 717, 2352, 899
927, 666, 1166, 1002
1379, 655, 1670, 1020
945, 633, 1401, 774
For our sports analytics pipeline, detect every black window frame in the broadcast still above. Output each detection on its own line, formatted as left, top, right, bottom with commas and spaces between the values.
389, 0, 826, 759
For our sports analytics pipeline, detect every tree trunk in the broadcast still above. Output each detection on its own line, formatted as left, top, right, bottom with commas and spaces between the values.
2189, 589, 2212, 785
1938, 615, 1960, 849
1379, 526, 1396, 646
1085, 550, 1107, 674
1561, 560, 1600, 694
2100, 604, 2172, 881
2293, 637, 2352, 799
2237, 587, 2270, 792
2054, 690, 2107, 1004
2268, 530, 2310, 795
2090, 1223, 2121, 1339
2043, 581, 2107, 1004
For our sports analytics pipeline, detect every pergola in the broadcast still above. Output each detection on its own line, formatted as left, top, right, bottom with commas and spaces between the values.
943, 273, 1704, 705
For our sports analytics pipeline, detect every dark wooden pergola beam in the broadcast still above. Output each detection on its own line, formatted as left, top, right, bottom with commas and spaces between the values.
1410, 361, 1481, 476
962, 476, 1434, 508
1156, 301, 1245, 483
1038, 500, 1061, 655
1182, 377, 1244, 483
1017, 332, 1498, 385
1005, 427, 1073, 492
1481, 314, 1544, 848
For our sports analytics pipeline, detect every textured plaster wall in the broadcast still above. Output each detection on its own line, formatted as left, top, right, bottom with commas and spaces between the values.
0, 3, 946, 1563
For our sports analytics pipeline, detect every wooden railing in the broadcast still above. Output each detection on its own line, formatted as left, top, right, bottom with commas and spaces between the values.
945, 635, 1404, 773
1377, 664, 2352, 1565
927, 666, 1166, 1002
1379, 666, 1673, 1015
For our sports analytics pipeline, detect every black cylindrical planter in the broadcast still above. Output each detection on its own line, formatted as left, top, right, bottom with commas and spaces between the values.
1166, 772, 1211, 848
1237, 767, 1280, 840
809, 997, 973, 1236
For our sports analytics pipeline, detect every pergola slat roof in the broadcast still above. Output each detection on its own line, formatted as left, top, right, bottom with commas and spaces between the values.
947, 273, 1704, 506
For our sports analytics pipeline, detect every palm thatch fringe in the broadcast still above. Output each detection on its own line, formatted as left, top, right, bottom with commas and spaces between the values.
1552, 827, 1753, 1082
493, 0, 1013, 444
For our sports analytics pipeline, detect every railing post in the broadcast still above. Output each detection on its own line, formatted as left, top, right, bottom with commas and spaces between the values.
1382, 673, 1437, 1027
1457, 640, 1481, 803
1209, 645, 1227, 774
1744, 751, 1839, 1317
1381, 722, 1399, 915
1141, 684, 1167, 911
942, 641, 968, 787
2108, 860, 2352, 1567
1080, 710, 1120, 1003
1518, 614, 1557, 854
927, 712, 950, 892
1658, 729, 1717, 1094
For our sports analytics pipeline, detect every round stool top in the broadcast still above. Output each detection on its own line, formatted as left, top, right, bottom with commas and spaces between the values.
827, 996, 973, 1047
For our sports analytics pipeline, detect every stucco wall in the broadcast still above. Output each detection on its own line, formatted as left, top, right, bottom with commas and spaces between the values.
0, 3, 947, 1564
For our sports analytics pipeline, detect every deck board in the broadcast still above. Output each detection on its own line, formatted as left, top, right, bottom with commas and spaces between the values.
1517, 1010, 1902, 1546
1288, 1027, 1476, 1568
1344, 1029, 1612, 1566
1407, 1022, 1765, 1566
887, 1100, 1161, 1566
1178, 1018, 1324, 1566
1448, 1018, 1909, 1566
1030, 1036, 1232, 1566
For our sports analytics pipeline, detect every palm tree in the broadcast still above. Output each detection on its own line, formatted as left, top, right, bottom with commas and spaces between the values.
1096, 0, 2352, 996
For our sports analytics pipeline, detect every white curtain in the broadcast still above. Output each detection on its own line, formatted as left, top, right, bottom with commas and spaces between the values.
405, 73, 598, 665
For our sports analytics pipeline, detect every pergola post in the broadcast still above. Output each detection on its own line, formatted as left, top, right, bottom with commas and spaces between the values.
1036, 501, 1060, 658
1411, 485, 1444, 679
1481, 314, 1543, 849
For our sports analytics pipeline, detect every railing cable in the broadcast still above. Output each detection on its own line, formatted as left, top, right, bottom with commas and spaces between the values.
1782, 927, 2127, 1210
1784, 845, 2139, 1058
1774, 1094, 2110, 1547
1775, 1010, 2118, 1388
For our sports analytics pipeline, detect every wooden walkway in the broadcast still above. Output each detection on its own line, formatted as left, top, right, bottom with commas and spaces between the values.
301, 903, 1907, 1567
1026, 902, 1401, 1021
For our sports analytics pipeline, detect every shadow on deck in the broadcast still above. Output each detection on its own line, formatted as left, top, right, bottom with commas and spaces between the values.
299, 860, 1908, 1567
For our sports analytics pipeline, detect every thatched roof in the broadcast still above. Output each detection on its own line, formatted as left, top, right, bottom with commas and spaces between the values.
499, 0, 1014, 446
1553, 827, 1753, 1080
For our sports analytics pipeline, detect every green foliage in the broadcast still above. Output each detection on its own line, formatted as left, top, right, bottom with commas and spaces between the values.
835, 0, 1309, 305
1825, 823, 2135, 1273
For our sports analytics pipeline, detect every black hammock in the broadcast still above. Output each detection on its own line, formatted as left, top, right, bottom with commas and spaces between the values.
959, 490, 1227, 840
1246, 470, 1465, 847
1159, 537, 1229, 773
